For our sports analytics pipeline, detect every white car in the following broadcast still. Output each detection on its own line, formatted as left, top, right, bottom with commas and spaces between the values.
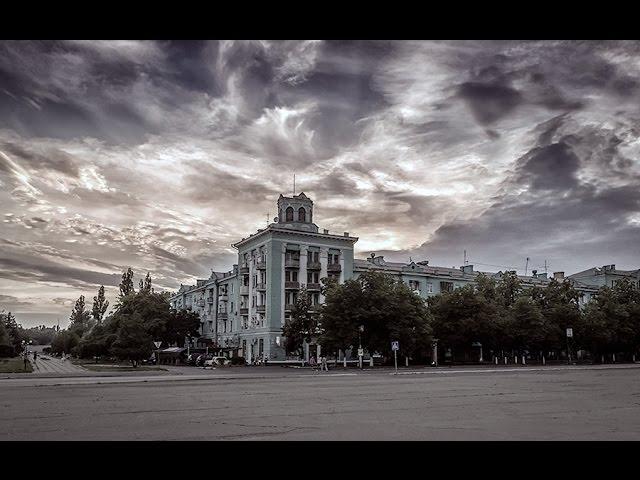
203, 357, 231, 367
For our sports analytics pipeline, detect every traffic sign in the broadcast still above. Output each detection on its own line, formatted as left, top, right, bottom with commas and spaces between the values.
391, 341, 399, 351
357, 348, 364, 357
566, 328, 573, 338
154, 341, 162, 349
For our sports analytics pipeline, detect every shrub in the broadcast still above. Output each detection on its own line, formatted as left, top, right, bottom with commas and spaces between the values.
231, 356, 245, 365
0, 344, 16, 357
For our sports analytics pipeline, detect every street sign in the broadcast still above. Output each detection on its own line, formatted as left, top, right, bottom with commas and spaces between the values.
391, 341, 399, 351
566, 328, 573, 338
153, 341, 162, 349
358, 348, 364, 357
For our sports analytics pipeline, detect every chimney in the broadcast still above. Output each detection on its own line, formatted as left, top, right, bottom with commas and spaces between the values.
461, 265, 474, 274
343, 232, 349, 237
372, 255, 385, 266
233, 264, 238, 274
323, 229, 329, 234
553, 271, 565, 280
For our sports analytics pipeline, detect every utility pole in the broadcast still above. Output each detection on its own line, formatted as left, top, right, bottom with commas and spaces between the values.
544, 260, 548, 275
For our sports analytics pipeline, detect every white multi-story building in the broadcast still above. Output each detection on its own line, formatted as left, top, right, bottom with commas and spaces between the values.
170, 192, 606, 361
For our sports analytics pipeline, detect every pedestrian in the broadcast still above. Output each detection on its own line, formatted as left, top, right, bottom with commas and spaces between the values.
33, 351, 37, 364
321, 355, 328, 372
309, 355, 316, 369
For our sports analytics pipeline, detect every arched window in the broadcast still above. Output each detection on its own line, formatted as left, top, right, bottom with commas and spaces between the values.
285, 206, 294, 222
298, 207, 306, 222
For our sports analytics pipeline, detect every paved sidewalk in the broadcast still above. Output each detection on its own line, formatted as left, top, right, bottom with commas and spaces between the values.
31, 354, 87, 374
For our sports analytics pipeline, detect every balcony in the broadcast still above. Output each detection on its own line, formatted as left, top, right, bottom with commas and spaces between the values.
256, 305, 266, 314
308, 305, 322, 313
218, 312, 228, 320
256, 259, 267, 270
197, 299, 205, 307
240, 308, 249, 315
285, 281, 300, 290
207, 297, 214, 304
240, 285, 249, 296
256, 283, 266, 291
327, 263, 342, 272
219, 293, 228, 302
307, 261, 321, 270
284, 304, 295, 312
306, 282, 321, 291
240, 264, 249, 274
285, 258, 300, 268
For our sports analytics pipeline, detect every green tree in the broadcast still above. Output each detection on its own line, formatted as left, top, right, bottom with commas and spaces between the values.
68, 295, 94, 338
318, 277, 361, 359
320, 272, 432, 360
92, 285, 109, 324
282, 287, 318, 357
119, 267, 135, 298
0, 316, 10, 346
50, 330, 80, 355
109, 314, 152, 367
2, 311, 26, 352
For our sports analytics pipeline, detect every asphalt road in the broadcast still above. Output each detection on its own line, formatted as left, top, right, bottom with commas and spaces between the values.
2, 365, 640, 440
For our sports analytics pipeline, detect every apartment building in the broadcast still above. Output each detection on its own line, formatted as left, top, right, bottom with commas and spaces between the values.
170, 192, 613, 361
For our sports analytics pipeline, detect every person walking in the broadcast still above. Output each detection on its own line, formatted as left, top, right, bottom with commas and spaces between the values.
321, 355, 328, 372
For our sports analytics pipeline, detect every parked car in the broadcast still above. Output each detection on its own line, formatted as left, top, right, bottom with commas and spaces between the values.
204, 356, 231, 367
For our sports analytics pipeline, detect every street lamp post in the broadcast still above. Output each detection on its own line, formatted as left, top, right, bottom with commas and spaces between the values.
358, 325, 364, 370
431, 338, 439, 367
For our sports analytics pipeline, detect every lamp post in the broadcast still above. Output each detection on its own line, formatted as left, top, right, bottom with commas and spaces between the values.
358, 325, 364, 370
431, 338, 439, 367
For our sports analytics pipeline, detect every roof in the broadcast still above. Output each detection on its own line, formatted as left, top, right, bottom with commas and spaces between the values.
232, 225, 358, 249
161, 347, 186, 353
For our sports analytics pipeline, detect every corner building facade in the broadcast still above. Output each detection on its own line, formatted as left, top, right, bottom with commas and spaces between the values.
170, 192, 606, 362
170, 192, 357, 362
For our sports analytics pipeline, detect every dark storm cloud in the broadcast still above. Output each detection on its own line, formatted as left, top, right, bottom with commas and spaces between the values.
0, 256, 121, 289
2, 40, 640, 325
0, 140, 80, 176
457, 81, 523, 126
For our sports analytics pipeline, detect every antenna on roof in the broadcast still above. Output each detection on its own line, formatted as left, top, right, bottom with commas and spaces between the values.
464, 250, 467, 266
525, 257, 530, 276
266, 212, 270, 227
544, 259, 548, 274
293, 173, 296, 196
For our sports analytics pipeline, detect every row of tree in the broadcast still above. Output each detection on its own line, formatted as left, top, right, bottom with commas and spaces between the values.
283, 271, 640, 363
50, 268, 202, 366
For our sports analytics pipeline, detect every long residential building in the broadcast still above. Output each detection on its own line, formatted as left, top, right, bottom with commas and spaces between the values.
170, 192, 613, 362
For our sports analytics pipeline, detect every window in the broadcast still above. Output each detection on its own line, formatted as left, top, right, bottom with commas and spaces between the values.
230, 302, 234, 312
328, 253, 340, 264
229, 320, 233, 331
259, 339, 264, 356
286, 207, 294, 221
409, 280, 420, 291
308, 272, 319, 283
298, 207, 306, 222
426, 282, 433, 293
440, 281, 454, 293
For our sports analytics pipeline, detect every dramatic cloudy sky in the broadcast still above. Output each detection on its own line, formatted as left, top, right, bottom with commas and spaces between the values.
1, 40, 639, 327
